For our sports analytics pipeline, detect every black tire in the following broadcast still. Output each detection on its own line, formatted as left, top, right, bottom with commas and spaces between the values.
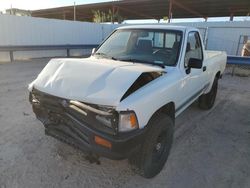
198, 77, 218, 110
129, 114, 174, 178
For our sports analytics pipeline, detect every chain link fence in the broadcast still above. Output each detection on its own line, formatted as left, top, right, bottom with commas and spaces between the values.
224, 65, 250, 77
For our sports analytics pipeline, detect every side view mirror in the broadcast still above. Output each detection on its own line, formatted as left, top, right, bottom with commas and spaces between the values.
188, 58, 202, 69
91, 48, 96, 55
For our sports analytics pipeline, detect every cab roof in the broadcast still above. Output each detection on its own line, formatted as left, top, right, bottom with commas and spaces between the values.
116, 25, 195, 32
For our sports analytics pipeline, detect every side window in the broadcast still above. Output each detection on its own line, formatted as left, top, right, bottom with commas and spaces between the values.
185, 32, 203, 67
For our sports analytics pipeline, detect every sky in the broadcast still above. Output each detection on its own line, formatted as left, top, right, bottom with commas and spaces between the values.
0, 0, 108, 11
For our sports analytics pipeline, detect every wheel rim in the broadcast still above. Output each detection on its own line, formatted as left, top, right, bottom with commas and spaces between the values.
152, 131, 167, 162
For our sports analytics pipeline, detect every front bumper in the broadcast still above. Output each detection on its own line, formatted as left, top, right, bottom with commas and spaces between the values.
30, 89, 146, 160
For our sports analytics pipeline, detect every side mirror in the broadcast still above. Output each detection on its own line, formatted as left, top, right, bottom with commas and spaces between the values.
188, 58, 202, 69
91, 48, 96, 55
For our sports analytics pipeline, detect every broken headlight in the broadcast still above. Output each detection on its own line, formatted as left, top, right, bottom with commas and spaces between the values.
95, 115, 113, 129
95, 110, 139, 133
29, 92, 39, 104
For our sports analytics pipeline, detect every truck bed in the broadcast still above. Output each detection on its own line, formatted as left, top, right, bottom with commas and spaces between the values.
205, 50, 226, 59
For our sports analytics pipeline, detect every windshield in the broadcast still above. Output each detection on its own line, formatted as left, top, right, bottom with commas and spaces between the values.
94, 29, 183, 67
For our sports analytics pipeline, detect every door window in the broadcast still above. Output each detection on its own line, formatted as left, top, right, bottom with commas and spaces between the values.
184, 32, 203, 67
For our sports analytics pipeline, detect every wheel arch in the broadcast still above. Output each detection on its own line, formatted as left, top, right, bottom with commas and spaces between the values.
204, 71, 221, 94
215, 71, 221, 79
148, 102, 175, 125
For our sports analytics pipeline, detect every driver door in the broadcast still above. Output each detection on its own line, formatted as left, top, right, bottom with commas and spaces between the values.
178, 31, 207, 110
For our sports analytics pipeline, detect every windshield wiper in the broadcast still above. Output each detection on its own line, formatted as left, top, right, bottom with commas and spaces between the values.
117, 58, 165, 68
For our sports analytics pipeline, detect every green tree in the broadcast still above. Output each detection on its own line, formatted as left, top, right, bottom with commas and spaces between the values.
92, 9, 124, 23
163, 16, 168, 22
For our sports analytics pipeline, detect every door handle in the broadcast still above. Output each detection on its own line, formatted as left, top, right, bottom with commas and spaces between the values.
203, 66, 207, 72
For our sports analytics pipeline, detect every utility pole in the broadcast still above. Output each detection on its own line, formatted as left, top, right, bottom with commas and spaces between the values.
230, 13, 234, 21
112, 5, 114, 23
10, 4, 13, 15
168, 0, 173, 23
74, 2, 76, 21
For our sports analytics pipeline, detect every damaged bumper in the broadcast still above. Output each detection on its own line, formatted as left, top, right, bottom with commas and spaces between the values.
29, 88, 146, 160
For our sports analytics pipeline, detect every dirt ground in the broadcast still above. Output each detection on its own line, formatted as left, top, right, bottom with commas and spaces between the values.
0, 59, 250, 188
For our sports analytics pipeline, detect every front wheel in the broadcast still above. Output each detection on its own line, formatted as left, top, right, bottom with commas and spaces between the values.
198, 77, 218, 110
129, 114, 174, 178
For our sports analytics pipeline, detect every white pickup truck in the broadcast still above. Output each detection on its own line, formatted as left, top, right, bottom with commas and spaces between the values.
29, 25, 226, 178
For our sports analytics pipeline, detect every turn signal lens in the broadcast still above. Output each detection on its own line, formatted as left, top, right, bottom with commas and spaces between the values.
119, 111, 139, 132
130, 113, 137, 128
94, 136, 112, 149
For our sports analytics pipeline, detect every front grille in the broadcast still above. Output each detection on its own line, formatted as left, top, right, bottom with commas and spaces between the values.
45, 124, 90, 152
31, 88, 118, 135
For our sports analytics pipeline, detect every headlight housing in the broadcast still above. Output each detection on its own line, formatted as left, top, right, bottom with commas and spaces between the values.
29, 92, 40, 104
118, 111, 139, 132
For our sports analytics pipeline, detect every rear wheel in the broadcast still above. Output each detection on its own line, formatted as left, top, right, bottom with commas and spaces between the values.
198, 77, 218, 110
129, 114, 174, 178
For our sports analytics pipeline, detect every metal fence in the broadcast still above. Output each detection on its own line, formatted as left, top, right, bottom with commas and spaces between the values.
226, 55, 250, 76
0, 44, 98, 62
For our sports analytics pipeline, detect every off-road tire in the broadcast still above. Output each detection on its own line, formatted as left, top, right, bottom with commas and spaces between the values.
129, 114, 174, 178
198, 77, 218, 110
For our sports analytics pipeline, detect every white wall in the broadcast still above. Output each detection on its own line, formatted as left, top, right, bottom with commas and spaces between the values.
0, 15, 118, 61
1, 14, 250, 62
0, 14, 118, 45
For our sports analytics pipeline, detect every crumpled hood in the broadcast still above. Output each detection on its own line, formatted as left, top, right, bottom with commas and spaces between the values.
29, 57, 163, 106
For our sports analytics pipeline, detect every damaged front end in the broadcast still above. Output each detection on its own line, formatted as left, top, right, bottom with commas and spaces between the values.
29, 88, 145, 161
28, 57, 165, 161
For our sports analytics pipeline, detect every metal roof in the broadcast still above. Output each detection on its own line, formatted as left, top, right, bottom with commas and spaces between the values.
31, 0, 250, 22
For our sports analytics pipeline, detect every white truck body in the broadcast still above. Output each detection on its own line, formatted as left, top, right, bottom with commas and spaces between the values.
29, 25, 226, 128
29, 25, 227, 178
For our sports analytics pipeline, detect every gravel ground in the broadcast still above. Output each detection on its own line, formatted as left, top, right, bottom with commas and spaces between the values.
0, 59, 250, 188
